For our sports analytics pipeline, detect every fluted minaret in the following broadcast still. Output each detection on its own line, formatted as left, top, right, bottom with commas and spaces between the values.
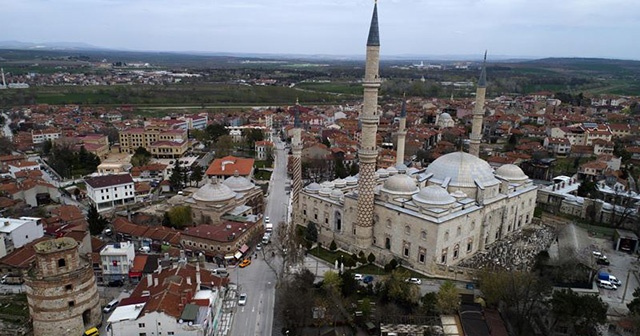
395, 97, 407, 166
469, 51, 487, 157
291, 102, 303, 226
355, 1, 381, 249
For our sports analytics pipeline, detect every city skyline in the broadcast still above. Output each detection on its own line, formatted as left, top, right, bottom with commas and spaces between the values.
3, 0, 640, 60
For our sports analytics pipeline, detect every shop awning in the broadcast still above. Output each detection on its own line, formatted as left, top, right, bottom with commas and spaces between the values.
239, 244, 249, 254
224, 253, 235, 260
234, 251, 243, 260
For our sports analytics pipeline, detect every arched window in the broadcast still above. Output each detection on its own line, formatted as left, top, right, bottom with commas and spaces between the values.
385, 237, 391, 250
404, 226, 410, 235
444, 230, 449, 242
456, 226, 461, 237
58, 258, 66, 268
386, 219, 392, 228
421, 231, 427, 240
334, 211, 342, 231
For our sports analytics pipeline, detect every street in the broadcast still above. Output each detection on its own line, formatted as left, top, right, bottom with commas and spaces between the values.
230, 137, 288, 336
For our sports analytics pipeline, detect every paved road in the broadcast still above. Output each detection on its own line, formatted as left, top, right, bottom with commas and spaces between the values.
230, 137, 288, 336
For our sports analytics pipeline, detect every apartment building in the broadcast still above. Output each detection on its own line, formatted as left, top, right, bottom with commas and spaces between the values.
85, 174, 135, 212
119, 125, 189, 158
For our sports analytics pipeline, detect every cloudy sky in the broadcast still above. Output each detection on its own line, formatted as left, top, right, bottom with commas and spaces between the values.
4, 0, 640, 60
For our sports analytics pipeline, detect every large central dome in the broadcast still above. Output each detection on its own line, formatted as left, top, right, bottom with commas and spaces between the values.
193, 180, 236, 202
425, 152, 499, 188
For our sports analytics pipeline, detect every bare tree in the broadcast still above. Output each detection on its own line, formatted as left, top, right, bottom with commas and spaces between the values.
261, 221, 305, 287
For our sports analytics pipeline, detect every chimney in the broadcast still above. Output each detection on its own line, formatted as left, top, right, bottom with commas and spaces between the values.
186, 277, 192, 285
196, 264, 201, 286
154, 278, 159, 287
147, 274, 153, 288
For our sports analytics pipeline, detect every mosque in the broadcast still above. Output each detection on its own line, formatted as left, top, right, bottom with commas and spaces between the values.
291, 2, 538, 276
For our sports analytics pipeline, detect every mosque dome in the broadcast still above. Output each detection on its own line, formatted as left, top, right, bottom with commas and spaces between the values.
381, 174, 419, 195
223, 174, 254, 192
494, 164, 528, 182
425, 152, 499, 188
345, 176, 358, 186
318, 188, 332, 197
193, 180, 236, 202
412, 185, 456, 205
450, 190, 468, 199
321, 181, 335, 189
406, 167, 419, 176
386, 166, 398, 176
330, 189, 344, 200
376, 168, 389, 178
395, 163, 408, 174
440, 112, 452, 120
333, 178, 347, 188
305, 182, 321, 193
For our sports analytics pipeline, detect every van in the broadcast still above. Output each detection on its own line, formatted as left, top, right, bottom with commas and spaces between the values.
214, 269, 229, 278
262, 234, 271, 244
597, 280, 617, 290
83, 327, 100, 336
103, 299, 119, 313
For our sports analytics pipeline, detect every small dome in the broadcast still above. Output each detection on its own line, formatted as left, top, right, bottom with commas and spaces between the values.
494, 164, 528, 182
345, 176, 358, 185
440, 112, 452, 120
330, 189, 344, 200
382, 174, 419, 195
395, 163, 408, 174
406, 167, 419, 176
412, 185, 456, 205
386, 166, 398, 176
318, 188, 332, 197
603, 203, 613, 210
376, 168, 389, 178
425, 152, 499, 188
223, 175, 254, 192
450, 190, 468, 199
193, 180, 236, 202
321, 181, 335, 189
305, 182, 321, 193
334, 178, 347, 188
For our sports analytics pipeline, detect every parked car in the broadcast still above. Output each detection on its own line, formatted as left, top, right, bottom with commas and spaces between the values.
239, 259, 251, 268
597, 279, 617, 290
238, 293, 247, 306
363, 275, 374, 284
103, 299, 119, 314
108, 280, 124, 287
609, 275, 622, 286
596, 257, 610, 265
256, 243, 262, 251
405, 278, 422, 285
592, 251, 603, 257
354, 273, 364, 281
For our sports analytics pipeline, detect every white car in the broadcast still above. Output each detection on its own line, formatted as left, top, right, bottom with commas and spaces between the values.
609, 276, 622, 286
405, 278, 422, 285
238, 293, 247, 306
264, 216, 270, 223
592, 251, 602, 257
354, 273, 364, 281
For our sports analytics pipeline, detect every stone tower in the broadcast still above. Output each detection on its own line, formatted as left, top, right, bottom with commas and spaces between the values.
291, 101, 303, 226
25, 238, 101, 336
355, 1, 381, 249
395, 98, 407, 166
469, 52, 487, 157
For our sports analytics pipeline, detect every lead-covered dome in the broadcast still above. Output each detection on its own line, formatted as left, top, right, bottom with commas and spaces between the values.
412, 185, 456, 205
425, 152, 499, 188
305, 182, 321, 193
223, 175, 254, 192
381, 174, 419, 195
193, 180, 236, 202
494, 164, 528, 182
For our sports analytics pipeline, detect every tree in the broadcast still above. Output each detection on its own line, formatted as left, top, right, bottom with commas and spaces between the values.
262, 222, 305, 287
323, 270, 342, 295
166, 206, 192, 229
279, 269, 316, 332
131, 146, 152, 167
169, 160, 184, 191
436, 280, 460, 314
549, 289, 607, 334
87, 204, 109, 235
334, 157, 348, 179
305, 221, 318, 243
348, 162, 359, 176
205, 124, 229, 143
381, 269, 420, 308
329, 240, 337, 252
214, 134, 235, 158
357, 251, 366, 264
576, 180, 597, 198
420, 292, 438, 316
42, 139, 53, 156
190, 165, 204, 187
367, 252, 376, 264
628, 287, 640, 315
0, 136, 15, 155
162, 212, 172, 227
340, 271, 359, 298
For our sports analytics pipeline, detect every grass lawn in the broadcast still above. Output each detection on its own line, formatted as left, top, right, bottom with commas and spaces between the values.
0, 294, 29, 320
254, 169, 272, 181
309, 246, 342, 265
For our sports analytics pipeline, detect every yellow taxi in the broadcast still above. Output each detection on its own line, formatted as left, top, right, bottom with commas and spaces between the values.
239, 259, 251, 268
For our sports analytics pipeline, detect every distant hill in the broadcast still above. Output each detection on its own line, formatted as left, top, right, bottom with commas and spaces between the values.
522, 57, 640, 74
0, 40, 106, 51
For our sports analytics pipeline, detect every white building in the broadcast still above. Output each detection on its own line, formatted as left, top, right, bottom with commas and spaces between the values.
100, 241, 135, 284
0, 217, 44, 258
31, 129, 61, 144
8, 160, 41, 178
85, 174, 135, 212
107, 264, 227, 336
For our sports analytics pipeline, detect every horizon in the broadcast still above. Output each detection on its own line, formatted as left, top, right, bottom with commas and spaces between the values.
4, 1, 640, 61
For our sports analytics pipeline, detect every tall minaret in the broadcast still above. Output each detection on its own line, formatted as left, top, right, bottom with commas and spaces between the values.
395, 97, 407, 166
469, 52, 487, 157
355, 1, 381, 249
0, 68, 6, 89
291, 101, 303, 226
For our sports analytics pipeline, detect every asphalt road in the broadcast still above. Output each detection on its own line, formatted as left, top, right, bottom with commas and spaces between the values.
230, 138, 288, 336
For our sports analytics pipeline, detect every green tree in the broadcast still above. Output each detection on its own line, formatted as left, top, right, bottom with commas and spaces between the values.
323, 270, 342, 295
131, 146, 152, 167
42, 139, 53, 156
329, 240, 337, 252
576, 180, 597, 197
205, 124, 229, 143
340, 271, 359, 298
305, 221, 318, 243
420, 292, 438, 316
357, 251, 366, 264
549, 289, 607, 334
382, 269, 420, 306
162, 212, 171, 227
190, 165, 204, 187
0, 136, 14, 155
167, 206, 192, 229
87, 204, 109, 235
334, 157, 348, 179
214, 134, 235, 158
169, 160, 183, 191
436, 280, 460, 314
349, 162, 359, 176
628, 287, 640, 314
322, 137, 331, 148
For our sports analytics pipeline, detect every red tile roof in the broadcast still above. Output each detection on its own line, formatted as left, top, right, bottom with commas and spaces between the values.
205, 156, 254, 176
85, 174, 134, 188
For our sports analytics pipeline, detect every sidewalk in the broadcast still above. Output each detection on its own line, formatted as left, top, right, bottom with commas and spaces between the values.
216, 284, 238, 336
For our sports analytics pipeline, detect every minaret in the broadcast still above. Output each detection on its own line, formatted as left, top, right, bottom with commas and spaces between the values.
291, 101, 303, 227
355, 1, 381, 249
0, 68, 6, 89
395, 97, 407, 166
469, 51, 487, 157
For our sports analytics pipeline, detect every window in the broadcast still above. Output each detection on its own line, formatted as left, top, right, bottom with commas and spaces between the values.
168, 332, 175, 335
471, 221, 476, 230
386, 219, 391, 228
335, 212, 342, 231
325, 218, 328, 224
444, 231, 449, 242
65, 284, 73, 291
139, 334, 147, 336
453, 245, 459, 259
419, 252, 425, 263
385, 237, 391, 250
138, 323, 146, 328
403, 247, 409, 257
467, 241, 473, 252
68, 301, 75, 307
314, 213, 318, 220
58, 258, 66, 268
456, 226, 461, 237
404, 226, 410, 235
441, 250, 447, 264
421, 231, 427, 240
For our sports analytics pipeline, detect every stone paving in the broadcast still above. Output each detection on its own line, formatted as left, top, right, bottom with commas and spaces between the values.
458, 224, 558, 272
216, 284, 238, 336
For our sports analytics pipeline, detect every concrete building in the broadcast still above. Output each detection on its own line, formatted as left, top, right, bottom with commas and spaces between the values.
107, 263, 227, 336
100, 241, 136, 284
293, 4, 537, 279
118, 125, 189, 158
31, 129, 61, 144
85, 174, 136, 212
25, 237, 101, 336
0, 216, 44, 258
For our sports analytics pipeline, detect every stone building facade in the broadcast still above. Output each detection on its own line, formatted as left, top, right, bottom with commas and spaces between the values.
25, 237, 101, 336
